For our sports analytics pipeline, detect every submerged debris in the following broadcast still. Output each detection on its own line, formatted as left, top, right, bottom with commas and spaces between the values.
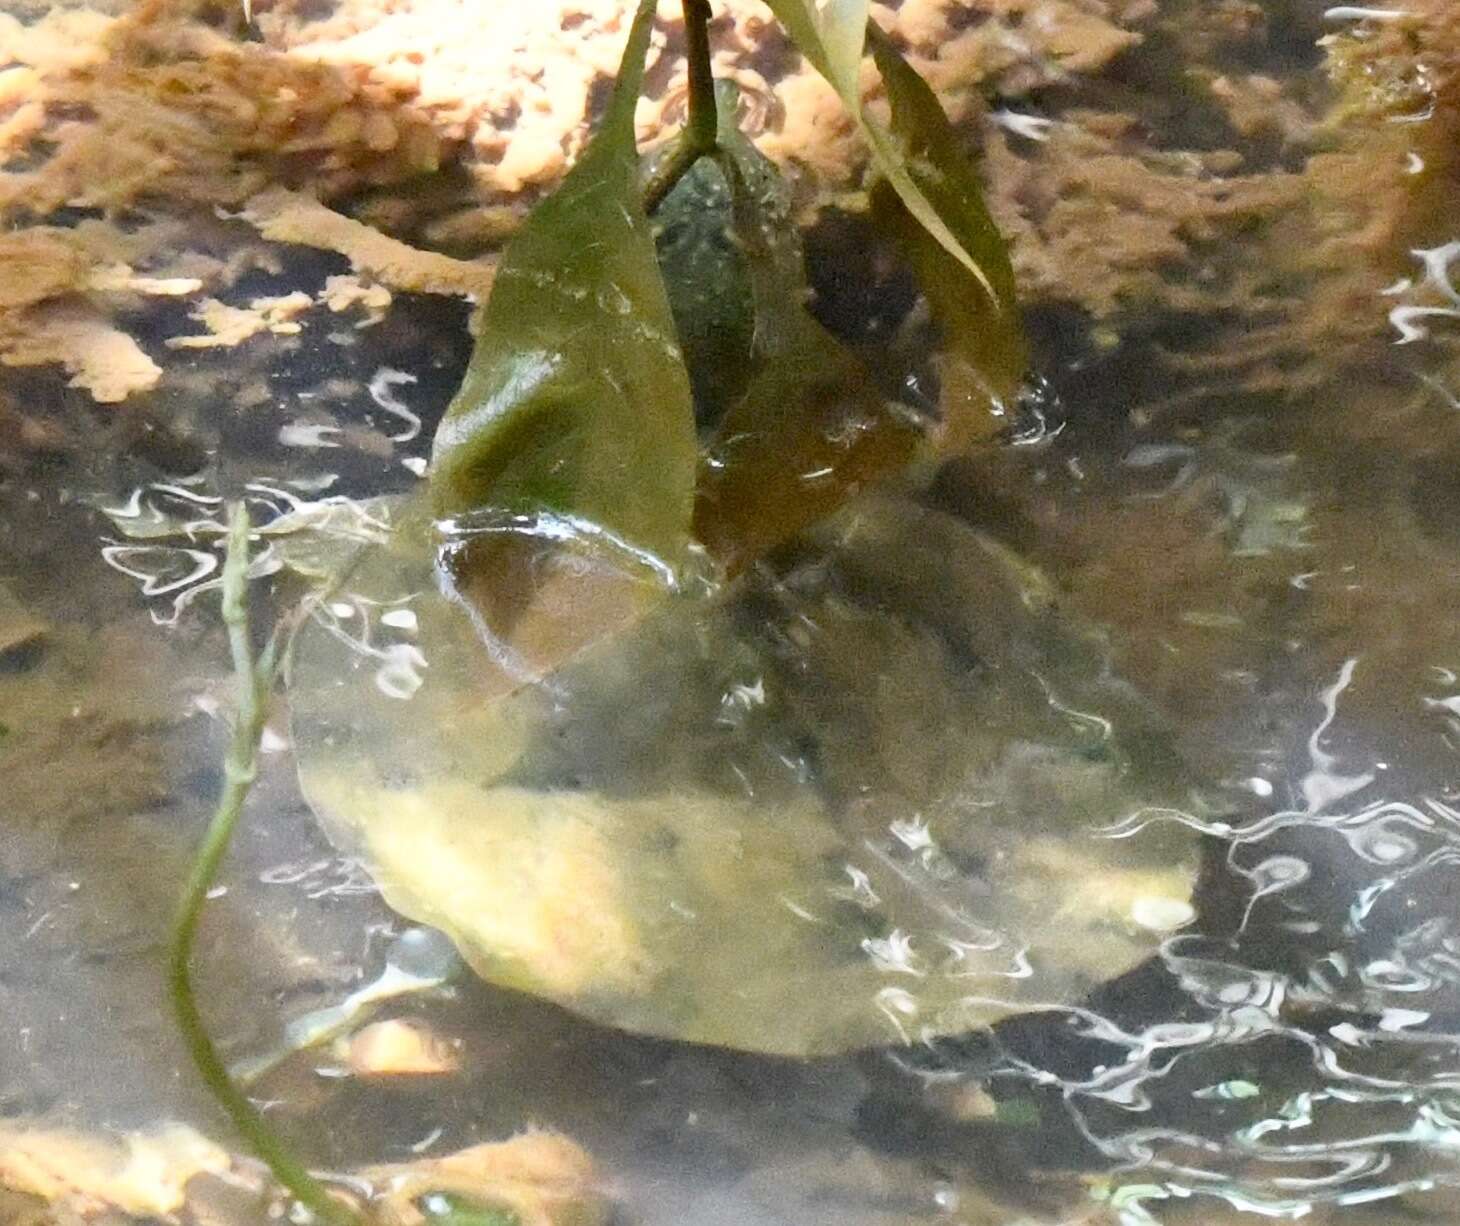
0, 1124, 605, 1226
290, 491, 1209, 1056
239, 188, 494, 297
0, 1123, 231, 1221
336, 1017, 462, 1077
0, 0, 1313, 405
360, 1131, 607, 1226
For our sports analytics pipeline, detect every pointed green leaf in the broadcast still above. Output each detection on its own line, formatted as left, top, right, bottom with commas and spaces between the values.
759, 0, 869, 93
762, 5, 1022, 320
429, 0, 696, 571
866, 24, 1027, 452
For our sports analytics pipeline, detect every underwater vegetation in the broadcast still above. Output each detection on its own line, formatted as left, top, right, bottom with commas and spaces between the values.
156, 0, 1045, 1219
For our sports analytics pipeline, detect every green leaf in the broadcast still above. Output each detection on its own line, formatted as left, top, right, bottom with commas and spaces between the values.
694, 88, 923, 573
866, 24, 1026, 452
759, 0, 869, 93
429, 0, 697, 572
761, 6, 1023, 372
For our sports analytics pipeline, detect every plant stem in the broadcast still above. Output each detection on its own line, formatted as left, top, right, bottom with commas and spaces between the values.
682, 0, 717, 154
167, 503, 357, 1226
642, 0, 719, 214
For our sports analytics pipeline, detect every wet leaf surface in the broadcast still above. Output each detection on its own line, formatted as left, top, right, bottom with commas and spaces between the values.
289, 491, 1204, 1057
866, 25, 1027, 452
764, 4, 1021, 321
760, 0, 871, 110
427, 0, 696, 574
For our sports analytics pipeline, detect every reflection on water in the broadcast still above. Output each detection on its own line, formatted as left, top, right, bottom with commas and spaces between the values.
284, 489, 1207, 1058
30, 289, 1460, 1222
6, 12, 1460, 1226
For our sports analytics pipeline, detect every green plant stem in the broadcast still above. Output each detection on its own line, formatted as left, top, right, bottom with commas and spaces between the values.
167, 503, 357, 1226
642, 0, 719, 214
681, 0, 717, 154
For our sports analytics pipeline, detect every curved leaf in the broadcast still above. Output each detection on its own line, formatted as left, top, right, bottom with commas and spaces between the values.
866, 25, 1027, 451
759, 0, 870, 95
429, 0, 696, 572
762, 4, 1025, 406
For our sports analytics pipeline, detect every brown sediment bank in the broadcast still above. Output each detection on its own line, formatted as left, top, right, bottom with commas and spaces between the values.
0, 0, 1453, 423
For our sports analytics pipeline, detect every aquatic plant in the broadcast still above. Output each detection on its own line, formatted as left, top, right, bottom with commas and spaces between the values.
431, 0, 1026, 577
167, 504, 355, 1226
170, 0, 1027, 1218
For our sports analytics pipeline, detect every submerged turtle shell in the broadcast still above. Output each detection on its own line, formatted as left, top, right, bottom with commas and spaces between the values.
289, 492, 1205, 1056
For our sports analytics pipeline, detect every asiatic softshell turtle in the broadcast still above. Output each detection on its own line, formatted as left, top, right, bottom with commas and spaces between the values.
287, 488, 1211, 1058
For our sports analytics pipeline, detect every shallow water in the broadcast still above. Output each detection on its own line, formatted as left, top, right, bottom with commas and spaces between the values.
5, 2, 1460, 1224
